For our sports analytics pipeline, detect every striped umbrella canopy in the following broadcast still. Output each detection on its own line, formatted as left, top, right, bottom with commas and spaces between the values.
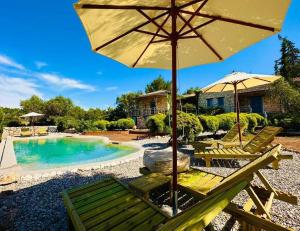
203, 72, 281, 145
73, 0, 290, 215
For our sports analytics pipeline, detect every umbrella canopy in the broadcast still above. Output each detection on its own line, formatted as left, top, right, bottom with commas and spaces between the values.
203, 72, 281, 145
20, 112, 44, 118
74, 0, 290, 69
203, 72, 281, 93
74, 0, 290, 215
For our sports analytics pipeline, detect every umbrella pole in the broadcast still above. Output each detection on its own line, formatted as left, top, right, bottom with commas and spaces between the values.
171, 0, 178, 216
234, 83, 242, 147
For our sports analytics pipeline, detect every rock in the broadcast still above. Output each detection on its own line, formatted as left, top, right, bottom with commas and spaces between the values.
143, 149, 190, 175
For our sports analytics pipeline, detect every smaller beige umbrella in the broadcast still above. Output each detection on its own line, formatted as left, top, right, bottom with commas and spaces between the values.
202, 72, 281, 146
20, 112, 44, 134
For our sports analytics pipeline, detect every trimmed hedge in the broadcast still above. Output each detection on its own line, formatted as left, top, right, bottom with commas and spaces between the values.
93, 120, 110, 130
198, 115, 219, 133
146, 113, 168, 133
165, 111, 203, 142
117, 118, 135, 130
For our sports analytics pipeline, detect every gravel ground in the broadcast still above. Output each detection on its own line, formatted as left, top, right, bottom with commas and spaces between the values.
0, 138, 299, 231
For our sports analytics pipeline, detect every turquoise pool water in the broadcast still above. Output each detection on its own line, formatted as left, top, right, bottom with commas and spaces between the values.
13, 137, 137, 169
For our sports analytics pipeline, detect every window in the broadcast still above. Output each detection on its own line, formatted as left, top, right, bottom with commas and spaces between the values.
207, 98, 213, 107
217, 97, 224, 107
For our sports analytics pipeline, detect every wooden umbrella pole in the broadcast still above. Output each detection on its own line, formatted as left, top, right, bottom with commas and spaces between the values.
171, 0, 178, 216
234, 83, 243, 147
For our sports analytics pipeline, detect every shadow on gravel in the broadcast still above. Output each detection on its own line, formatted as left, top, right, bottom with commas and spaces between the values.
0, 171, 135, 231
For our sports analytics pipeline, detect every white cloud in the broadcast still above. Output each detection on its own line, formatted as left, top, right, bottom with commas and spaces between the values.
0, 54, 25, 70
105, 86, 118, 91
0, 74, 42, 108
38, 73, 96, 91
35, 61, 47, 69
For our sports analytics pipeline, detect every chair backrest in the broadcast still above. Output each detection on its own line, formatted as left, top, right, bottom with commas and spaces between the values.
243, 126, 282, 154
158, 180, 248, 230
208, 144, 281, 196
21, 127, 30, 132
222, 123, 246, 142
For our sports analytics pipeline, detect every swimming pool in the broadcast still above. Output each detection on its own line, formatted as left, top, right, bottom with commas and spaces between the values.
13, 137, 137, 170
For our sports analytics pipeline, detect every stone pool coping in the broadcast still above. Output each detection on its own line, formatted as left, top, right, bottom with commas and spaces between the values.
0, 133, 144, 177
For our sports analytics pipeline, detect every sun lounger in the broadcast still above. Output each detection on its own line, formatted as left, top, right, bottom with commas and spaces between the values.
130, 145, 298, 231
37, 127, 48, 136
20, 127, 33, 137
62, 175, 249, 231
193, 123, 248, 151
194, 126, 292, 169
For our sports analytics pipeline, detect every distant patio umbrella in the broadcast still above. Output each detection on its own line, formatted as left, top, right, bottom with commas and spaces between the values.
203, 72, 281, 146
20, 112, 44, 126
74, 0, 290, 215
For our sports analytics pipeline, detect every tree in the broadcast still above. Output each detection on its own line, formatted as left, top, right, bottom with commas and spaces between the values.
45, 96, 74, 116
274, 35, 300, 82
183, 87, 201, 95
68, 106, 86, 120
85, 108, 107, 121
116, 92, 142, 117
269, 78, 300, 114
145, 75, 171, 93
20, 95, 45, 113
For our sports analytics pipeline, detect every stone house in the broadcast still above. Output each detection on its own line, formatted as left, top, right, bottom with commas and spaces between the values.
198, 84, 283, 115
130, 90, 170, 128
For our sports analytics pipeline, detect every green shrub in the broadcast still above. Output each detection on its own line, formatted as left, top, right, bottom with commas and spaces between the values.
166, 111, 203, 142
107, 121, 118, 130
198, 115, 219, 133
117, 118, 135, 130
216, 113, 236, 130
146, 113, 167, 133
93, 120, 110, 130
78, 120, 97, 132
54, 116, 80, 132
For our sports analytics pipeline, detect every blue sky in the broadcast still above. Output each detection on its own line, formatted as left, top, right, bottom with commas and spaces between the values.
0, 1, 299, 109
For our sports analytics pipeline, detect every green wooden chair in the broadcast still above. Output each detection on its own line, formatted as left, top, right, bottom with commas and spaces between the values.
194, 126, 292, 169
62, 173, 249, 231
192, 123, 248, 151
130, 145, 298, 231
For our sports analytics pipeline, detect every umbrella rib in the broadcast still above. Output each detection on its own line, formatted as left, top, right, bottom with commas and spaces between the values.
135, 29, 169, 38
74, 3, 169, 11
94, 11, 169, 51
151, 38, 170, 43
179, 19, 216, 37
220, 83, 228, 92
177, 0, 209, 35
253, 77, 273, 82
180, 35, 199, 39
241, 81, 248, 89
132, 14, 171, 67
178, 13, 223, 60
137, 9, 170, 36
179, 10, 276, 32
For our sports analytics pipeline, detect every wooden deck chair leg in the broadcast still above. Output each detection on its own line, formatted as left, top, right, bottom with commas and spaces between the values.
272, 160, 279, 170
246, 186, 272, 220
205, 158, 211, 167
67, 215, 75, 231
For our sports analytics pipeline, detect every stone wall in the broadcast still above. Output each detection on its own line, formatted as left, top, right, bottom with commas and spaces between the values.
198, 91, 234, 112
1, 126, 57, 140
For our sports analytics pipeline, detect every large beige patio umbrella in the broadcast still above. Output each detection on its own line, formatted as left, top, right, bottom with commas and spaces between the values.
20, 112, 44, 126
203, 72, 281, 146
74, 0, 290, 215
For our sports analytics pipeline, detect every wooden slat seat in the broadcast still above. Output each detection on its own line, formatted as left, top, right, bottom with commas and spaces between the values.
131, 145, 297, 231
192, 123, 247, 152
194, 126, 292, 169
63, 176, 249, 231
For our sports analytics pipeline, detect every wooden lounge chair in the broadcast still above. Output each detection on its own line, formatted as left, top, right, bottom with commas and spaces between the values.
130, 145, 298, 231
37, 127, 48, 136
193, 123, 248, 151
20, 127, 33, 137
194, 126, 292, 169
62, 174, 249, 231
